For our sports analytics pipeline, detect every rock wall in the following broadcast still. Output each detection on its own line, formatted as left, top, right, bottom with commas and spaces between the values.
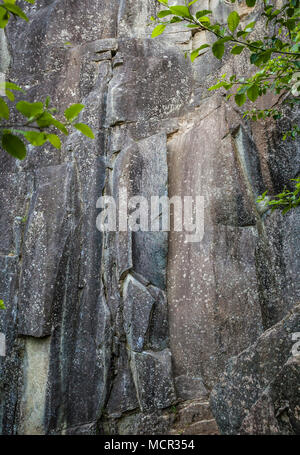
0, 0, 299, 435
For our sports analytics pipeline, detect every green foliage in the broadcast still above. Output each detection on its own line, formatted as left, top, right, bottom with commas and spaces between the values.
151, 0, 300, 214
227, 11, 240, 33
16, 100, 44, 118
0, 0, 33, 28
0, 93, 94, 160
0, 97, 9, 120
212, 39, 225, 59
64, 103, 84, 122
257, 177, 300, 214
73, 123, 95, 139
151, 0, 300, 123
0, 299, 5, 310
2, 132, 26, 159
0, 0, 94, 160
151, 23, 167, 37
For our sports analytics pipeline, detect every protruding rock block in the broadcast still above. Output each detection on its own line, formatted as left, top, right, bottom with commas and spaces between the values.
106, 342, 139, 418
123, 274, 155, 352
18, 164, 78, 337
210, 304, 300, 434
19, 337, 51, 435
238, 356, 300, 435
130, 349, 176, 412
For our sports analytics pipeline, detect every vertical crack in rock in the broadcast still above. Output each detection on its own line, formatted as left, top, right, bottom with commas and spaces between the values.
233, 126, 300, 329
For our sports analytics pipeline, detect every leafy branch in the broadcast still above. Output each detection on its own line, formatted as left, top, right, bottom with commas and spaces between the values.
0, 0, 94, 160
257, 177, 300, 214
0, 0, 95, 309
151, 0, 300, 117
151, 0, 300, 214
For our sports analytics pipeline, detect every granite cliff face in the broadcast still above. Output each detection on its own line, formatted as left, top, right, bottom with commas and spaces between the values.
0, 0, 299, 435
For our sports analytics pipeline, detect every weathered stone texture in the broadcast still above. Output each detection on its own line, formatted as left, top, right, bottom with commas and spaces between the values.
210, 304, 300, 434
0, 0, 299, 435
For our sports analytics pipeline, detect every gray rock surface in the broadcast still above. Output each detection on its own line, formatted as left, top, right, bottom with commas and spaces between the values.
239, 356, 300, 435
0, 0, 299, 435
210, 304, 300, 434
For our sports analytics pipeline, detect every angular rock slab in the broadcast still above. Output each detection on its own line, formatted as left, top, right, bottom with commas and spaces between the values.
123, 275, 170, 354
123, 274, 155, 353
18, 163, 79, 337
130, 349, 176, 412
239, 356, 300, 435
167, 100, 264, 389
255, 208, 300, 328
106, 38, 192, 130
45, 290, 112, 433
0, 256, 21, 435
210, 304, 300, 434
146, 285, 169, 352
106, 343, 139, 418
18, 337, 51, 435
111, 133, 168, 288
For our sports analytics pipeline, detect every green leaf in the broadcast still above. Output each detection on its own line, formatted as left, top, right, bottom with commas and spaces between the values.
0, 97, 9, 120
3, 3, 28, 21
197, 16, 210, 24
247, 84, 259, 101
250, 53, 260, 64
35, 111, 54, 128
23, 131, 48, 146
51, 117, 69, 135
151, 23, 166, 38
16, 101, 44, 119
189, 0, 200, 5
0, 6, 10, 28
2, 133, 26, 160
208, 81, 226, 91
4, 2, 21, 7
5, 90, 14, 101
231, 45, 244, 54
246, 0, 256, 6
157, 10, 172, 18
190, 49, 199, 63
74, 123, 95, 139
47, 134, 61, 149
237, 84, 248, 95
157, 0, 168, 5
227, 11, 240, 32
195, 10, 212, 19
0, 81, 24, 92
244, 20, 256, 31
169, 6, 191, 18
212, 40, 225, 59
170, 16, 182, 23
64, 103, 84, 122
0, 299, 5, 310
235, 93, 246, 106
190, 44, 210, 62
